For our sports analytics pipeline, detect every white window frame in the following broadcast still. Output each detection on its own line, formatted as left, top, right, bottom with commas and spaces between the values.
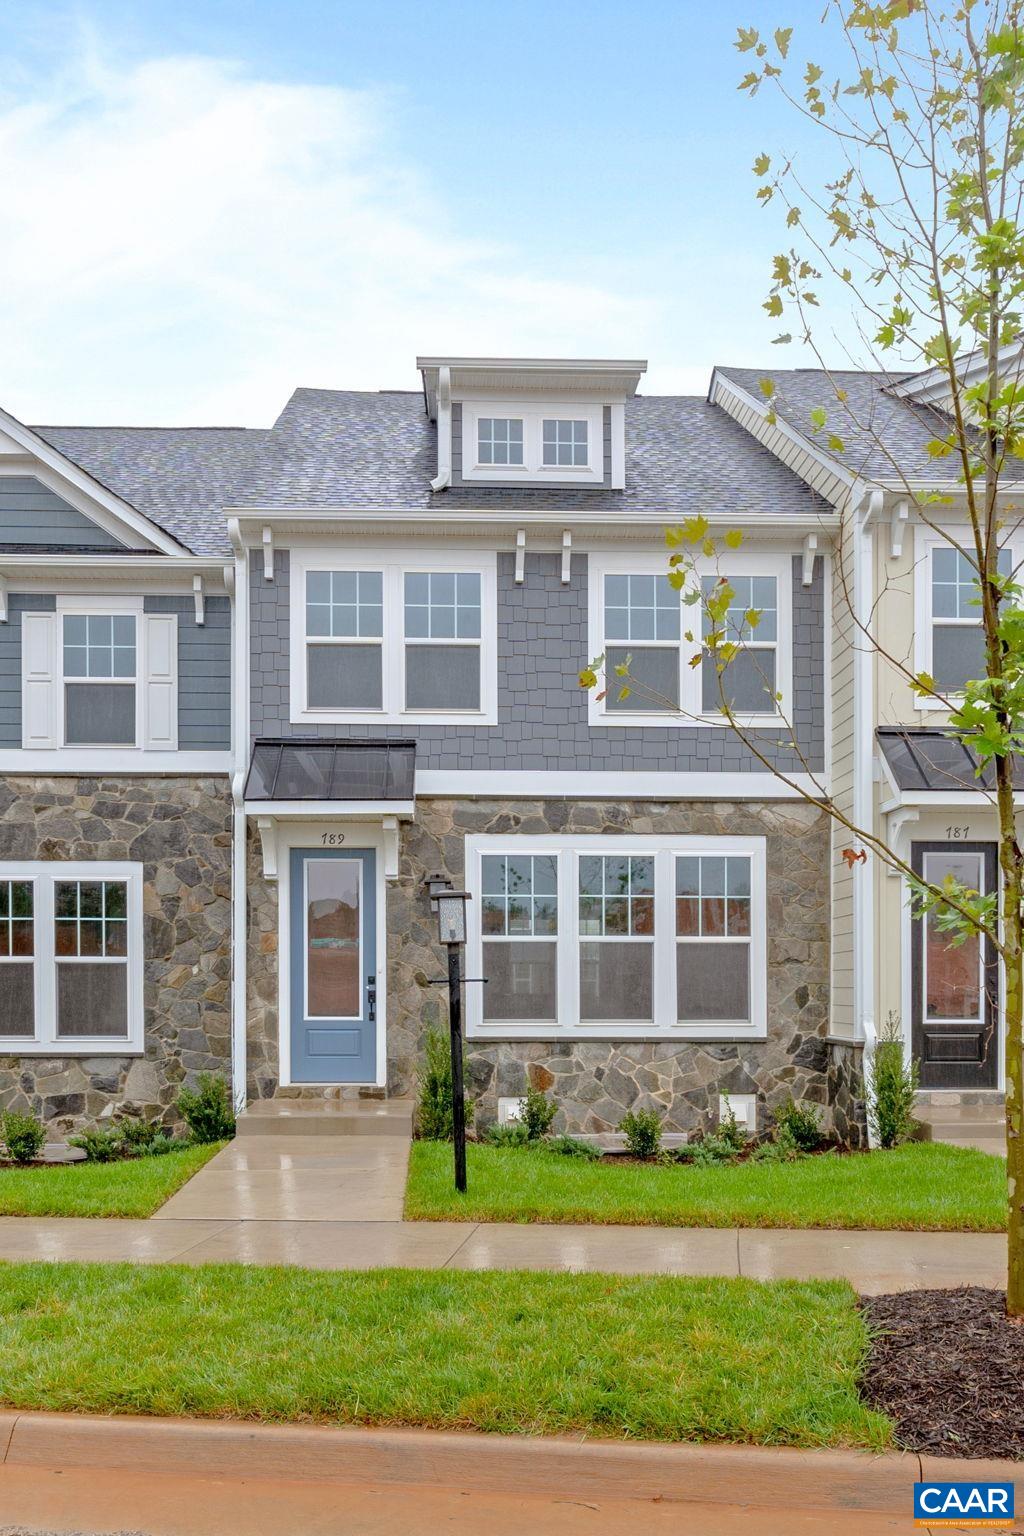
0, 861, 144, 1056
290, 548, 498, 726
587, 550, 793, 728
914, 528, 1017, 709
465, 833, 767, 1041
21, 595, 179, 755
459, 401, 605, 486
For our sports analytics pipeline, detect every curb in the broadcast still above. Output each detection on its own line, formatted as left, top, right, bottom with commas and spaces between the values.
1, 1411, 1019, 1512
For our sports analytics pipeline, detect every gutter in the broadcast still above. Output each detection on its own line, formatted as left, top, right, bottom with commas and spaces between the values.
228, 517, 250, 1114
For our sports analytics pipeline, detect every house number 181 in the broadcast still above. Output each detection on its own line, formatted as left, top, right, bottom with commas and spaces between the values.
320, 832, 347, 846
945, 826, 970, 840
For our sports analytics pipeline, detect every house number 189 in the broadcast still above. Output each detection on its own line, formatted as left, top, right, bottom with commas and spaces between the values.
320, 832, 347, 846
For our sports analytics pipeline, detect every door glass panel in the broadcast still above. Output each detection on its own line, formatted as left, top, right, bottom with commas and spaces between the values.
306, 860, 361, 1019
923, 852, 983, 1021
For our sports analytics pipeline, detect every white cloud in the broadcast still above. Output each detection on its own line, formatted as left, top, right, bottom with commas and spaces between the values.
0, 49, 655, 424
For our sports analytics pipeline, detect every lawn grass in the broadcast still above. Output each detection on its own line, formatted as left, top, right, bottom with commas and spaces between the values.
405, 1140, 1006, 1231
0, 1144, 221, 1218
0, 1260, 891, 1448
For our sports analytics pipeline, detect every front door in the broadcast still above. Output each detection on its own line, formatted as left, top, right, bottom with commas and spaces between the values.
290, 848, 377, 1084
910, 841, 999, 1090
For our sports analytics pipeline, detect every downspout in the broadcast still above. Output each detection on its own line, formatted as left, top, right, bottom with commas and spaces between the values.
430, 365, 452, 491
853, 487, 882, 1144
228, 518, 249, 1115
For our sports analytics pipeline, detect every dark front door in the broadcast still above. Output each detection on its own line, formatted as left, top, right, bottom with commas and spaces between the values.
289, 848, 377, 1083
911, 841, 998, 1090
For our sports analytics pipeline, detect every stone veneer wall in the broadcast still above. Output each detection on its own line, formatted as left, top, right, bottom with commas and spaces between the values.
0, 776, 232, 1131
386, 797, 850, 1138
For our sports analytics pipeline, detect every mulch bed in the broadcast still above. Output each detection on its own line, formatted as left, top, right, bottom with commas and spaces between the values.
861, 1287, 1024, 1460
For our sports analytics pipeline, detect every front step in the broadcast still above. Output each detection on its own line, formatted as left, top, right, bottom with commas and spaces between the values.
238, 1098, 415, 1138
915, 1098, 1005, 1154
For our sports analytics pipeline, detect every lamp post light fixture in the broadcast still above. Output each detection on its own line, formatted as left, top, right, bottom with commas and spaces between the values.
426, 877, 471, 1193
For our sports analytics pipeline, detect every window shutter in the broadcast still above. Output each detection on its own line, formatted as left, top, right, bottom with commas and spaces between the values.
21, 612, 58, 749
142, 613, 178, 750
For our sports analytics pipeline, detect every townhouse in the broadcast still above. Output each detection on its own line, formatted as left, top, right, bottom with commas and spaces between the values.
0, 351, 1002, 1140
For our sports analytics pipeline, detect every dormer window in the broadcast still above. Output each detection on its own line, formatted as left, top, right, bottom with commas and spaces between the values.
478, 417, 524, 466
543, 419, 588, 467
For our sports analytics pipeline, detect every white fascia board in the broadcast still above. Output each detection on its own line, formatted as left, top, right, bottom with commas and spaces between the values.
709, 369, 857, 506
0, 554, 230, 588
0, 750, 232, 774
0, 407, 187, 556
881, 789, 1005, 812
244, 799, 416, 819
226, 508, 840, 538
414, 770, 825, 800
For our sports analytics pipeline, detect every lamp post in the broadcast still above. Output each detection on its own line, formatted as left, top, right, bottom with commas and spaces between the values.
429, 880, 471, 1194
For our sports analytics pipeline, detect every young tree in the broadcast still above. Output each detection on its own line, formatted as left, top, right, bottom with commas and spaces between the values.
582, 0, 1024, 1313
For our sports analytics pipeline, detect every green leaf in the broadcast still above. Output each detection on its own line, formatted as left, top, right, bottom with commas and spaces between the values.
736, 26, 760, 52
827, 434, 845, 453
578, 668, 597, 690
753, 152, 771, 176
724, 529, 744, 549
759, 377, 775, 399
763, 294, 784, 317
810, 406, 827, 433
774, 26, 792, 57
786, 206, 801, 227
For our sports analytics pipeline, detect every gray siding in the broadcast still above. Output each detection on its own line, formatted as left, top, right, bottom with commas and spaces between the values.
451, 405, 613, 489
144, 596, 231, 749
0, 594, 229, 750
0, 478, 126, 548
250, 550, 825, 773
0, 596, 57, 746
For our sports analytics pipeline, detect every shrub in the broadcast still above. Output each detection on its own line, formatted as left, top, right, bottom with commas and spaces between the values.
868, 1013, 919, 1148
618, 1107, 663, 1159
546, 1133, 601, 1160
415, 1026, 473, 1141
2, 1110, 46, 1165
773, 1097, 824, 1153
522, 1083, 557, 1140
751, 1122, 803, 1163
69, 1127, 122, 1163
117, 1117, 159, 1155
483, 1121, 532, 1149
677, 1131, 741, 1167
177, 1073, 236, 1145
718, 1096, 749, 1151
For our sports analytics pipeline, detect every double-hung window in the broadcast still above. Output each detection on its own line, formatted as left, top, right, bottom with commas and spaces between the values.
63, 614, 137, 745
460, 403, 605, 484
589, 553, 792, 725
0, 862, 143, 1054
468, 835, 767, 1040
919, 538, 1013, 698
20, 598, 178, 753
293, 551, 497, 724
477, 417, 523, 466
542, 419, 588, 467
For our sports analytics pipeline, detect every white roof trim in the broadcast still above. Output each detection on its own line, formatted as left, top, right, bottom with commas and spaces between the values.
0, 405, 187, 556
709, 369, 857, 506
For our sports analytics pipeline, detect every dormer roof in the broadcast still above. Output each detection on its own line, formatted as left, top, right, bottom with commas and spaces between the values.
417, 357, 646, 421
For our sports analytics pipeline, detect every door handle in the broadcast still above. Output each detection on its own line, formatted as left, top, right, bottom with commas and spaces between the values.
367, 976, 377, 1023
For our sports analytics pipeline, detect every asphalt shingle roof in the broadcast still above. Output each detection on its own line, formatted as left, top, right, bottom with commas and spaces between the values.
27, 379, 858, 555
717, 366, 1024, 486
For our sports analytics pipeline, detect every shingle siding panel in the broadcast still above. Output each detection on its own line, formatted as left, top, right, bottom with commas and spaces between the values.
143, 595, 231, 749
251, 549, 825, 773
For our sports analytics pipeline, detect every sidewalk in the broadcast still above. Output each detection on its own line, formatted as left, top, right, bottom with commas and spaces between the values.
0, 1211, 1005, 1290
0, 1411, 1015, 1536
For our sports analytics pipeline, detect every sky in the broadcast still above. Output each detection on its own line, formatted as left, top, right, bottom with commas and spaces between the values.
2, 0, 854, 426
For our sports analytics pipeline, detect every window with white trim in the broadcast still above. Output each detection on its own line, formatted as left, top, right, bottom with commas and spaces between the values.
477, 417, 523, 466
928, 545, 1012, 695
0, 863, 144, 1054
292, 552, 497, 725
20, 599, 178, 753
468, 835, 767, 1040
588, 552, 792, 727
459, 402, 604, 485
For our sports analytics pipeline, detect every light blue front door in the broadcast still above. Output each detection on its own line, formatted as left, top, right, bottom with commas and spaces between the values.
290, 848, 377, 1083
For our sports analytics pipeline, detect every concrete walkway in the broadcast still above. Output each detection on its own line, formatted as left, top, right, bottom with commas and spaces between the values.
0, 1211, 1005, 1291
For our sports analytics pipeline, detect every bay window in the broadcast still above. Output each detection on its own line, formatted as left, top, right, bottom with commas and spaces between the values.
467, 835, 767, 1039
291, 551, 497, 725
588, 552, 792, 726
0, 862, 143, 1054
